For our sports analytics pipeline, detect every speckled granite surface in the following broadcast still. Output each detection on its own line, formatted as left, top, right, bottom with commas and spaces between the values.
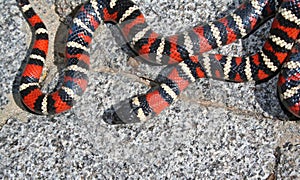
0, 0, 299, 178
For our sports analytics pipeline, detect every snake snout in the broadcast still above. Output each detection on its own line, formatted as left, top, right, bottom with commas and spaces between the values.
102, 101, 141, 124
102, 107, 125, 124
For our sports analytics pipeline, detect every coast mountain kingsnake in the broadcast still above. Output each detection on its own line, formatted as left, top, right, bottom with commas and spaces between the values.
17, 0, 300, 124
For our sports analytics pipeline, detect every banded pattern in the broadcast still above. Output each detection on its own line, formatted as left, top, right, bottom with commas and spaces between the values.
103, 0, 300, 124
278, 38, 300, 117
18, 0, 279, 115
18, 0, 101, 114
102, 0, 276, 64
19, 0, 300, 120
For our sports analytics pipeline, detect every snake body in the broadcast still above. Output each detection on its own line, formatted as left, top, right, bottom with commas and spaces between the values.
103, 0, 300, 124
278, 39, 300, 117
17, 0, 300, 122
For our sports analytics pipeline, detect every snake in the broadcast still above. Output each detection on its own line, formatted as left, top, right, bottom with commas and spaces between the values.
17, 0, 300, 122
102, 0, 300, 124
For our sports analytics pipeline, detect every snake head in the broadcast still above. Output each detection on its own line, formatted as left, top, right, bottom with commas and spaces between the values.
102, 99, 143, 124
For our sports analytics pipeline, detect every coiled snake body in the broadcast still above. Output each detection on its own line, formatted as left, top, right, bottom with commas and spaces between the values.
17, 0, 300, 123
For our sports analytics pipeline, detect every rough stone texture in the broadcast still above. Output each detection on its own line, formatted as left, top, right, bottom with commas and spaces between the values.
0, 0, 299, 179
